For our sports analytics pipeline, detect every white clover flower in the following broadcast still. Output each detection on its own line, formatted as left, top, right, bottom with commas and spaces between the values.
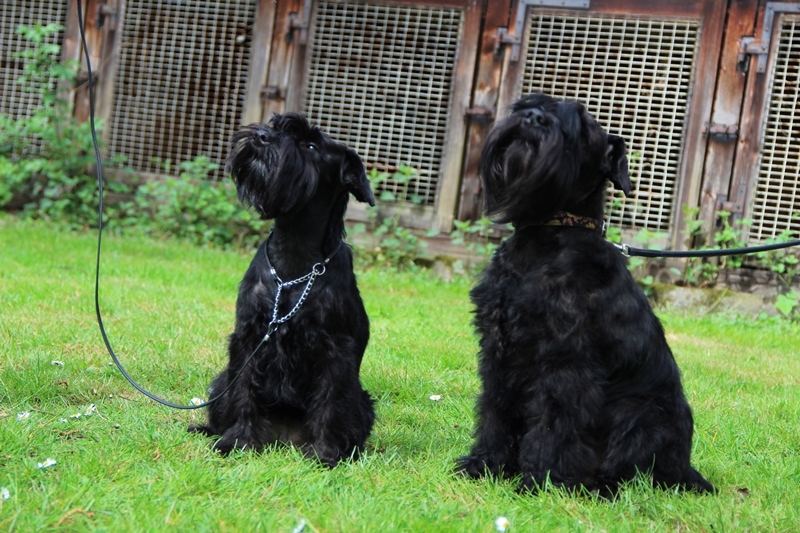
37, 458, 56, 469
429, 394, 442, 402
16, 411, 30, 421
51, 360, 64, 367
1, 487, 10, 500
495, 516, 510, 532
190, 397, 204, 406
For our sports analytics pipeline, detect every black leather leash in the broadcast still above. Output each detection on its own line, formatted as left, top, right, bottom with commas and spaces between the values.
614, 239, 800, 258
77, 0, 252, 409
540, 212, 800, 258
76, 1, 332, 409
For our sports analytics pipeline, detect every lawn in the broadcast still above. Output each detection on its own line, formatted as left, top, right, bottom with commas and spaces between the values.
1, 215, 799, 532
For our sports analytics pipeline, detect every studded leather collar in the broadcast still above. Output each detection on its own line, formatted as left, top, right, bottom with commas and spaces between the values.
540, 211, 606, 235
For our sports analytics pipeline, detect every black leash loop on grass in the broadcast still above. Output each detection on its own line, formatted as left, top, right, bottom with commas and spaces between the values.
78, 0, 244, 410
614, 239, 800, 259
77, 1, 328, 410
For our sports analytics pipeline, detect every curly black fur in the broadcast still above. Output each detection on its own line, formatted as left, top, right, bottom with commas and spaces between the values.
189, 113, 376, 466
456, 93, 713, 496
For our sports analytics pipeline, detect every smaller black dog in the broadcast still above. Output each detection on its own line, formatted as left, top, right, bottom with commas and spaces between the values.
189, 113, 376, 466
456, 93, 713, 496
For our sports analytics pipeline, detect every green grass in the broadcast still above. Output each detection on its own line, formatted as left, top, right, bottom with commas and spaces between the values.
1, 214, 800, 532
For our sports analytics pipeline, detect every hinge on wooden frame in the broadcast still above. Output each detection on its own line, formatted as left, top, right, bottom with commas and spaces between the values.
715, 195, 745, 216
260, 85, 283, 101
495, 0, 590, 62
737, 37, 768, 73
737, 2, 800, 73
702, 122, 739, 142
286, 0, 313, 45
95, 2, 117, 31
464, 107, 495, 120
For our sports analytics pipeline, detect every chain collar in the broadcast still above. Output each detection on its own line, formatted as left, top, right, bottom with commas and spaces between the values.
261, 231, 341, 341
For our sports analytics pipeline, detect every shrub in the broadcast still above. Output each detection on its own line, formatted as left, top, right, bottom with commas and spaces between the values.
0, 24, 99, 229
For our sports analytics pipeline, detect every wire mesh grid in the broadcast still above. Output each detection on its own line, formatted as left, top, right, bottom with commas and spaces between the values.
0, 1, 68, 122
107, 0, 256, 180
749, 15, 800, 242
304, 0, 463, 206
520, 11, 699, 232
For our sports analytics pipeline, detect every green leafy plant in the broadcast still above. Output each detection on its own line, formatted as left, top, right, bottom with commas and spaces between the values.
713, 210, 752, 271
0, 24, 100, 228
132, 156, 269, 248
672, 205, 720, 287
756, 223, 800, 290
626, 228, 668, 295
775, 291, 799, 318
444, 217, 511, 275
354, 165, 427, 269
756, 216, 800, 320
0, 23, 140, 233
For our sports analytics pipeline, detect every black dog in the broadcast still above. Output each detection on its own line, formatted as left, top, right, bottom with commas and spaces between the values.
456, 93, 713, 496
189, 113, 376, 466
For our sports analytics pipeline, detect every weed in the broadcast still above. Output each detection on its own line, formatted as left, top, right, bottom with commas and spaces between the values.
354, 165, 427, 269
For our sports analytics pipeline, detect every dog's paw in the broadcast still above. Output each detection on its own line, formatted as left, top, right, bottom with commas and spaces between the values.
517, 473, 544, 495
455, 455, 504, 479
682, 468, 715, 494
212, 434, 259, 455
187, 424, 215, 436
301, 443, 341, 468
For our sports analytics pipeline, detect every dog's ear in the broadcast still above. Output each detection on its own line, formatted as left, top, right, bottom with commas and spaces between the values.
607, 134, 631, 196
341, 148, 375, 206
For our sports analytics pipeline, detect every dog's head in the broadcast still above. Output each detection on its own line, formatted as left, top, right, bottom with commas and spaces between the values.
226, 113, 374, 219
480, 93, 630, 225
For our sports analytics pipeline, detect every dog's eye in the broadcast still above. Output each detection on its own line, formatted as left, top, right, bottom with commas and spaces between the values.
306, 143, 317, 151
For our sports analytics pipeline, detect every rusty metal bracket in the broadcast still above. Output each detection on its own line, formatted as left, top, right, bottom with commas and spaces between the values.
702, 122, 739, 142
714, 195, 744, 216
736, 37, 767, 73
260, 86, 283, 101
496, 0, 590, 62
494, 28, 521, 58
286, 0, 313, 45
737, 3, 800, 73
464, 107, 496, 120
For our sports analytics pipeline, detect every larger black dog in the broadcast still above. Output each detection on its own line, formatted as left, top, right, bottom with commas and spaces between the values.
456, 93, 713, 496
189, 113, 376, 466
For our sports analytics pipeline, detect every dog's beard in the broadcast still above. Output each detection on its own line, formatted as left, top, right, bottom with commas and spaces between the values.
226, 133, 319, 219
483, 120, 578, 224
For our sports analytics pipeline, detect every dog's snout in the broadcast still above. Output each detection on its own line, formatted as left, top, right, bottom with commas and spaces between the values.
522, 108, 548, 127
254, 129, 269, 145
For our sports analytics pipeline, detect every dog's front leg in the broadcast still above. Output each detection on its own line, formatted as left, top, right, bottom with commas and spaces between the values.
516, 372, 604, 494
210, 331, 275, 454
303, 349, 374, 467
456, 352, 520, 479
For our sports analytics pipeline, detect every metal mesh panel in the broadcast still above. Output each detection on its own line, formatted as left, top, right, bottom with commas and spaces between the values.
749, 15, 800, 242
0, 1, 68, 122
304, 0, 463, 206
520, 11, 700, 232
108, 0, 256, 179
